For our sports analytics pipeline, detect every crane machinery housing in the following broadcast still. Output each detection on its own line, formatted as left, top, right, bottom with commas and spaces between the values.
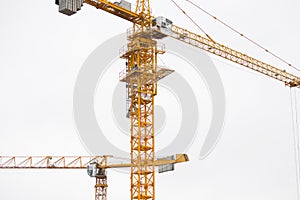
1, 0, 300, 200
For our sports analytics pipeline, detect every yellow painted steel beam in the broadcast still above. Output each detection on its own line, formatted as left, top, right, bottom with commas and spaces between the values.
123, 2, 158, 199
170, 24, 300, 88
84, 0, 141, 24
0, 156, 103, 169
0, 154, 189, 169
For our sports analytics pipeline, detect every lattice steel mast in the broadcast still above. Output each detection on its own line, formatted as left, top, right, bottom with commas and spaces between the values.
119, 1, 173, 199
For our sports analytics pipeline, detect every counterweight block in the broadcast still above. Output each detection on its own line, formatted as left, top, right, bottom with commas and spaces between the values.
56, 0, 84, 16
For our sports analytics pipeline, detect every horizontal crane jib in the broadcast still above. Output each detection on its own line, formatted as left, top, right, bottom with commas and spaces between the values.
171, 25, 300, 88
0, 154, 188, 169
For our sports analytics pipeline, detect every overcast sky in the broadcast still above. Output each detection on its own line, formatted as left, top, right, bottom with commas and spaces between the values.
1, 0, 300, 200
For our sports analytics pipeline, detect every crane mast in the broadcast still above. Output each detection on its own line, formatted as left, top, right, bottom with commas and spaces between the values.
119, 1, 170, 199
122, 34, 158, 199
129, 1, 155, 199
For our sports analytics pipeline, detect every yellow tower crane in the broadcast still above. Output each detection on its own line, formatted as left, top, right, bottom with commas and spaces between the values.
1, 0, 300, 200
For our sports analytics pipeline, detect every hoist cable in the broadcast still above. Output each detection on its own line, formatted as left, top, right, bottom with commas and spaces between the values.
185, 0, 300, 73
290, 88, 300, 200
170, 0, 215, 42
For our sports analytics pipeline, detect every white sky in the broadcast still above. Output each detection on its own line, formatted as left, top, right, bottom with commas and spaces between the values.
1, 0, 300, 199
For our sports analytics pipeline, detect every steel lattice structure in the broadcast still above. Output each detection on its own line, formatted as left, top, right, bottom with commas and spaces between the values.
2, 0, 300, 200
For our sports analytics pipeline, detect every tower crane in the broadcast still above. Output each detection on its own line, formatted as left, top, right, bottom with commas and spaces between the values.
1, 0, 300, 200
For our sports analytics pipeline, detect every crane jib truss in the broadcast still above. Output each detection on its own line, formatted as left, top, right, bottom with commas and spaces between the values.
0, 154, 189, 169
